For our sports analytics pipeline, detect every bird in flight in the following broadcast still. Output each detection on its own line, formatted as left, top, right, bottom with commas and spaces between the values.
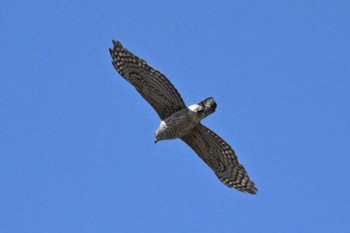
109, 40, 257, 194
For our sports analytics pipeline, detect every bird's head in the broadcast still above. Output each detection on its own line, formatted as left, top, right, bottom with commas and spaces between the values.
154, 134, 166, 143
154, 121, 167, 143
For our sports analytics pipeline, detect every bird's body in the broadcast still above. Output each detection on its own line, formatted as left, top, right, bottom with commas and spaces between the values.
155, 97, 217, 142
109, 40, 258, 194
155, 109, 198, 142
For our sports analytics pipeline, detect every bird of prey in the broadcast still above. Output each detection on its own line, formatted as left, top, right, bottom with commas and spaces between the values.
109, 40, 257, 194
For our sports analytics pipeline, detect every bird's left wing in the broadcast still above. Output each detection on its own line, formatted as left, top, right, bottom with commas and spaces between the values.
109, 40, 186, 120
181, 124, 257, 194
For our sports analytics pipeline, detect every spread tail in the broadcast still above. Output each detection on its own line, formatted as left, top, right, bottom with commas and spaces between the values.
198, 97, 217, 116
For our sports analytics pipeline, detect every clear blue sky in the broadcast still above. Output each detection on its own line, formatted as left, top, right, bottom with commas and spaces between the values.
1, 1, 349, 232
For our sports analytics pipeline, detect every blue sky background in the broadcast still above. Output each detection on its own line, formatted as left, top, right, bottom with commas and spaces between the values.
1, 1, 350, 232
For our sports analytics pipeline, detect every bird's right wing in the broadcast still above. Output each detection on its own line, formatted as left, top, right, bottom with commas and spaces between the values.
181, 124, 257, 194
109, 40, 186, 120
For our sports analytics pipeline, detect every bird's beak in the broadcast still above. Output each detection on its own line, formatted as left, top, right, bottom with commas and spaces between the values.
154, 138, 158, 144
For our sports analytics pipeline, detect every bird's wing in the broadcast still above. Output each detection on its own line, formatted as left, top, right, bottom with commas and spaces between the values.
109, 40, 186, 120
181, 124, 257, 194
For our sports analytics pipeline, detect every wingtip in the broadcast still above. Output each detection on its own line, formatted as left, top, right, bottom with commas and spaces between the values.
112, 39, 122, 48
245, 183, 258, 195
110, 40, 123, 57
109, 47, 114, 56
247, 187, 258, 195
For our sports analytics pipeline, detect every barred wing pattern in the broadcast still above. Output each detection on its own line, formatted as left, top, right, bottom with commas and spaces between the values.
181, 124, 257, 194
109, 40, 186, 120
